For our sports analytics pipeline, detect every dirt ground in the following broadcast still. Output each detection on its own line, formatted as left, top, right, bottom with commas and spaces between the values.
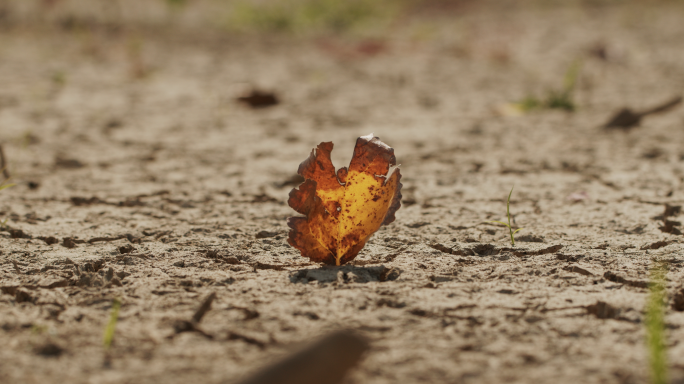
2, 2, 684, 383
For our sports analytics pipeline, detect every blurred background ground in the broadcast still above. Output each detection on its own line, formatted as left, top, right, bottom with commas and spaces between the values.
1, 0, 684, 383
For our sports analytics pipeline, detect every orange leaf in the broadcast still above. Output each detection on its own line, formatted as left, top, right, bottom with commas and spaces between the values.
287, 134, 402, 266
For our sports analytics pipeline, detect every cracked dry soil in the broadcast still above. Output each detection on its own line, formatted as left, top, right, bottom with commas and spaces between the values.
2, 4, 684, 384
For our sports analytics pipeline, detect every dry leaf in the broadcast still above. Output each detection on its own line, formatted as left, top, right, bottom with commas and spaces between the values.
237, 330, 368, 384
287, 134, 402, 266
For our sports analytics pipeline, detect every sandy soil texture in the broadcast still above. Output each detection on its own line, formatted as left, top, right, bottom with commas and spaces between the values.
1, 3, 684, 384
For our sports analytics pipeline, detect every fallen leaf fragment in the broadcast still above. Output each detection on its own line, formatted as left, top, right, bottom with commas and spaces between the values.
566, 191, 589, 203
236, 89, 279, 108
287, 134, 402, 266
237, 330, 368, 384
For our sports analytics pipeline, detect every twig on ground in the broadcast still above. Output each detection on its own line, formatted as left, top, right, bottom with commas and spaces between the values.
171, 292, 217, 338
604, 95, 682, 129
192, 292, 217, 323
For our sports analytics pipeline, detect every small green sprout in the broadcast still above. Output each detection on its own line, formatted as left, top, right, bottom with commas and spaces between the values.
517, 96, 541, 112
514, 60, 582, 113
0, 166, 13, 227
0, 166, 15, 201
645, 261, 668, 384
489, 187, 523, 246
51, 71, 66, 87
546, 60, 581, 112
103, 298, 121, 350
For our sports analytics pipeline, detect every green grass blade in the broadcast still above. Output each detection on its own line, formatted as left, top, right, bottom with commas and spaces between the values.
645, 262, 668, 384
103, 299, 121, 350
0, 183, 15, 191
563, 60, 582, 95
512, 228, 524, 235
